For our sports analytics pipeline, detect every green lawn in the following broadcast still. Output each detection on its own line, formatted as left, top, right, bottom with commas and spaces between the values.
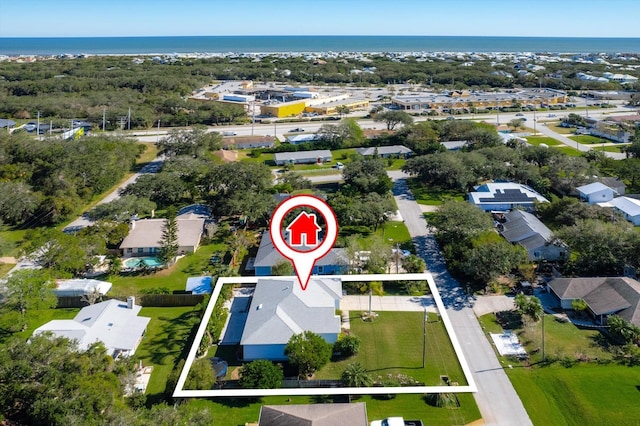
0, 262, 15, 278
379, 221, 413, 252
507, 365, 640, 426
478, 313, 611, 365
317, 312, 467, 386
181, 392, 480, 426
0, 228, 28, 258
568, 135, 610, 145
601, 144, 629, 153
109, 240, 228, 296
552, 146, 582, 157
136, 306, 202, 400
203, 311, 481, 425
524, 136, 562, 147
547, 123, 574, 135
407, 180, 465, 206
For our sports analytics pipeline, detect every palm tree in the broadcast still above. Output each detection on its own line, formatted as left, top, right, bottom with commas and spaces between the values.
341, 362, 373, 388
514, 294, 543, 322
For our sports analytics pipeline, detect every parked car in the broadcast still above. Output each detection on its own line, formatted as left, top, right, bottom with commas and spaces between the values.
290, 127, 305, 132
515, 112, 524, 116
222, 131, 237, 136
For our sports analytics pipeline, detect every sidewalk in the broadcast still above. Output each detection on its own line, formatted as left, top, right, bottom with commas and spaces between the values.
340, 295, 436, 312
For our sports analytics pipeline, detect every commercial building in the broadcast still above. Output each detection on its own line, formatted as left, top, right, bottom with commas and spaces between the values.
391, 88, 567, 113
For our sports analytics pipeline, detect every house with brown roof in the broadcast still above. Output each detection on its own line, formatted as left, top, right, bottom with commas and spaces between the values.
119, 214, 205, 258
548, 277, 640, 326
499, 210, 569, 261
258, 402, 368, 426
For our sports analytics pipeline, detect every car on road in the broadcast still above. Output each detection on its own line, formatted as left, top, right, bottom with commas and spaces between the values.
222, 131, 237, 136
290, 127, 305, 132
515, 112, 524, 116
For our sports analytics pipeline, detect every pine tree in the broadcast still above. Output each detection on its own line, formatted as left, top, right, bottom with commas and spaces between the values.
158, 208, 179, 266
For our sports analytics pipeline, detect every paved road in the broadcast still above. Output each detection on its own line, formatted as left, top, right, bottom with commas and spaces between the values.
389, 170, 532, 426
535, 121, 627, 160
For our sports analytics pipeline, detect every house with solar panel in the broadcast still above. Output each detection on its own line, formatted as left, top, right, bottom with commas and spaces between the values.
468, 182, 548, 212
498, 210, 569, 262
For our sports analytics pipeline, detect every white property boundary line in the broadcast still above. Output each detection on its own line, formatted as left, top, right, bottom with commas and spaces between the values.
173, 273, 477, 397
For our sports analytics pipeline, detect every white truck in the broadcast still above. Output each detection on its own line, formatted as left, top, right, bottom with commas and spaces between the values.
370, 418, 405, 426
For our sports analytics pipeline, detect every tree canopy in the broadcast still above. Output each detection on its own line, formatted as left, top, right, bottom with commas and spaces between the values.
284, 331, 333, 379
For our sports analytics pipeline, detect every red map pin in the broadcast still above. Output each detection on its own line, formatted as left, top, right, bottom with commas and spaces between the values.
270, 195, 338, 291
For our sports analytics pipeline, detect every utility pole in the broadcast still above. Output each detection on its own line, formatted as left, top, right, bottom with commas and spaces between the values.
157, 119, 161, 144
541, 313, 546, 362
36, 110, 40, 139
395, 242, 401, 274
251, 100, 255, 136
127, 107, 131, 131
102, 107, 106, 132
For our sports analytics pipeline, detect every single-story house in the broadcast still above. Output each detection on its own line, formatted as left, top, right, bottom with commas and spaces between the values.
576, 182, 616, 204
253, 231, 348, 276
0, 118, 16, 129
440, 140, 469, 151
53, 278, 112, 297
213, 149, 238, 162
274, 150, 332, 166
258, 403, 368, 426
548, 277, 640, 326
600, 177, 626, 196
33, 298, 150, 357
355, 145, 413, 158
241, 277, 342, 361
468, 182, 549, 212
119, 214, 205, 257
223, 136, 275, 150
499, 210, 568, 261
603, 196, 640, 226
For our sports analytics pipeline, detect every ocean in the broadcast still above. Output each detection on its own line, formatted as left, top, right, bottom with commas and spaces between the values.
0, 36, 639, 56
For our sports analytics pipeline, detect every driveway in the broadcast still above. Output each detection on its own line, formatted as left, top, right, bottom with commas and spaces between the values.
341, 295, 436, 313
389, 170, 532, 426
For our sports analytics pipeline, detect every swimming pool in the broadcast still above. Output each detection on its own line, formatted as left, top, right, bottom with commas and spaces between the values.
122, 257, 164, 269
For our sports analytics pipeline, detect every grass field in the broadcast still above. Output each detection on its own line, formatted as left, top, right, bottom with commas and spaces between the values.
507, 365, 640, 425
524, 136, 562, 147
478, 313, 611, 365
568, 135, 610, 145
547, 123, 574, 134
0, 262, 14, 277
601, 144, 629, 153
136, 306, 202, 401
552, 146, 582, 157
109, 240, 228, 296
202, 311, 481, 426
407, 180, 465, 206
317, 312, 467, 386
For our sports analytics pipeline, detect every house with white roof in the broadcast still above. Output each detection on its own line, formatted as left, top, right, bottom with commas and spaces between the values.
53, 278, 112, 297
468, 182, 548, 212
33, 298, 150, 358
604, 197, 640, 225
576, 182, 616, 205
119, 214, 205, 258
355, 145, 413, 158
241, 278, 342, 361
274, 150, 332, 166
499, 210, 568, 261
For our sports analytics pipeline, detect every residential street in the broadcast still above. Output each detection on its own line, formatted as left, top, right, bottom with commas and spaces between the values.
388, 170, 533, 426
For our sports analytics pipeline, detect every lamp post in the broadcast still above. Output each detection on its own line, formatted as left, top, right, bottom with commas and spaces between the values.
533, 109, 537, 135
156, 119, 161, 144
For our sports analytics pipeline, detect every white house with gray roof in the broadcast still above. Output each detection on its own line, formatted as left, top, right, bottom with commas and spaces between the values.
604, 196, 640, 226
355, 145, 412, 158
33, 298, 150, 358
576, 182, 616, 205
241, 278, 342, 361
274, 150, 332, 165
499, 210, 568, 261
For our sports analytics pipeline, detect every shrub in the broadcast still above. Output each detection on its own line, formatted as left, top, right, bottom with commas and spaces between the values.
334, 334, 361, 357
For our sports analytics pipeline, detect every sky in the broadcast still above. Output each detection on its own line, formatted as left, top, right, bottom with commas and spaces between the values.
1, 0, 639, 38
